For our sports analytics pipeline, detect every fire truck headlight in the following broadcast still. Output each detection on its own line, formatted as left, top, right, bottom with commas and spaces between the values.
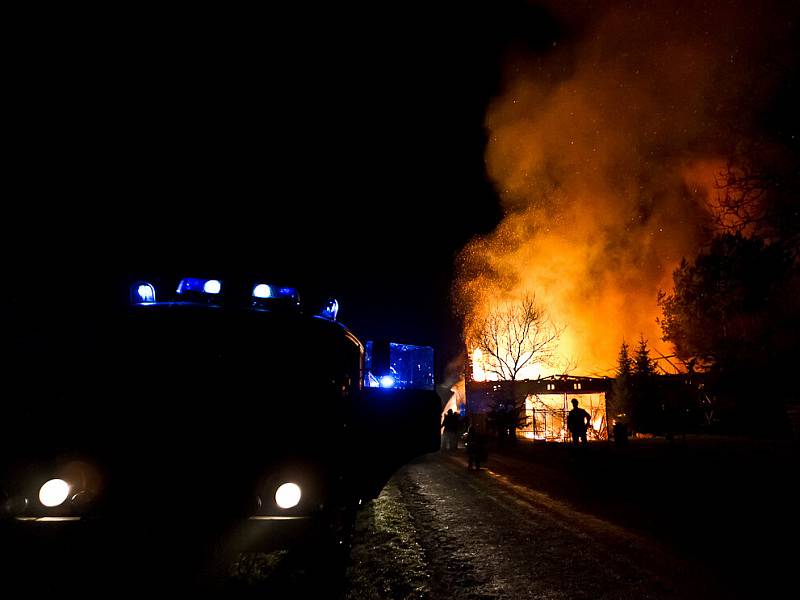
39, 479, 71, 507
275, 483, 302, 509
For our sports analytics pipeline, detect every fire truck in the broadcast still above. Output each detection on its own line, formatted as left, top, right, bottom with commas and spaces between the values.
0, 277, 441, 586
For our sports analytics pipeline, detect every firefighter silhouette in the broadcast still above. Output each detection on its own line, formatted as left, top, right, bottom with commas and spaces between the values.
466, 425, 487, 470
441, 409, 460, 451
567, 398, 591, 445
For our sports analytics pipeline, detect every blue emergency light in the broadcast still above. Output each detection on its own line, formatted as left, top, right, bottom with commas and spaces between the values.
364, 341, 435, 390
251, 283, 300, 307
277, 287, 299, 301
131, 282, 157, 304
176, 278, 222, 295
252, 284, 273, 299
319, 298, 339, 321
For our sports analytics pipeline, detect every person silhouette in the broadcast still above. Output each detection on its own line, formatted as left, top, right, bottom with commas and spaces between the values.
441, 409, 459, 451
567, 398, 591, 445
466, 425, 486, 470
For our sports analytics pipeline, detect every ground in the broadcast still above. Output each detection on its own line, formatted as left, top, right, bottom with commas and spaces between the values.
345, 453, 709, 600
229, 435, 797, 598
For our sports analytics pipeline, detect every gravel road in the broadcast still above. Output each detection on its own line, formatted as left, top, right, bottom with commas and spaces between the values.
345, 453, 717, 599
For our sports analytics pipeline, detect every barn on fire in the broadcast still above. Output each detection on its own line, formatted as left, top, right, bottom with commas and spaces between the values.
465, 375, 612, 441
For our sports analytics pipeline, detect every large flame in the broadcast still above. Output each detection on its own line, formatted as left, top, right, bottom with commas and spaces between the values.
457, 0, 793, 379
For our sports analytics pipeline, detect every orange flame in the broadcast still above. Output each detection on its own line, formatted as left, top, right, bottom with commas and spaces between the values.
457, 1, 788, 377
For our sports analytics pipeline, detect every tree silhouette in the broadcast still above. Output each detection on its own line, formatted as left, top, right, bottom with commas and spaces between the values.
657, 233, 793, 370
632, 335, 658, 432
709, 147, 800, 258
633, 335, 656, 377
610, 339, 633, 422
658, 233, 798, 432
471, 294, 564, 442
472, 294, 564, 381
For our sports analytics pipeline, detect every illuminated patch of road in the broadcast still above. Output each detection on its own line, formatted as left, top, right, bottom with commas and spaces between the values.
346, 480, 431, 599
398, 453, 706, 599
437, 452, 714, 599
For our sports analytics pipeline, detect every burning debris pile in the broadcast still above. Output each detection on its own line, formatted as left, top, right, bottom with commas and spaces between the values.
456, 0, 797, 380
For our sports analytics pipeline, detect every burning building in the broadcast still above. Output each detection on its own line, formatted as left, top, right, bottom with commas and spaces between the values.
466, 374, 611, 441
454, 0, 797, 422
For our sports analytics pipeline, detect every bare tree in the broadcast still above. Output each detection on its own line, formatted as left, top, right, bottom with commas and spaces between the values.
708, 145, 799, 258
710, 159, 777, 237
472, 294, 564, 381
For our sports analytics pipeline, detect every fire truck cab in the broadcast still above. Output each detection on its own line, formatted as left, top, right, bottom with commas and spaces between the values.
0, 277, 441, 584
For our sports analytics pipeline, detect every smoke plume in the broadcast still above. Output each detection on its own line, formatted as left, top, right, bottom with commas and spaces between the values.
457, 0, 797, 376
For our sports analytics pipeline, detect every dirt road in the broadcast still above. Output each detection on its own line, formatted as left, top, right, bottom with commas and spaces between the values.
346, 453, 717, 599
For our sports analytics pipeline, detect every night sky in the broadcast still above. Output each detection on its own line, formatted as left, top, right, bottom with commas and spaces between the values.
6, 3, 795, 384
3, 4, 561, 382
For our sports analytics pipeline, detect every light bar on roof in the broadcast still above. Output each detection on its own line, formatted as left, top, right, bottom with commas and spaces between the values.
276, 287, 299, 300
253, 284, 273, 299
176, 277, 222, 295
251, 283, 300, 306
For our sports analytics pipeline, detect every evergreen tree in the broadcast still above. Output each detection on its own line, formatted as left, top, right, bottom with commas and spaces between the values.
632, 335, 658, 431
658, 232, 798, 432
610, 340, 633, 423
633, 334, 656, 377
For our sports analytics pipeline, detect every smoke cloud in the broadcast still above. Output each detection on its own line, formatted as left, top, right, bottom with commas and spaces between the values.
457, 0, 797, 375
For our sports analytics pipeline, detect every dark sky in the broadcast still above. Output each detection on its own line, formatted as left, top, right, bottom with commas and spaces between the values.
3, 3, 564, 380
